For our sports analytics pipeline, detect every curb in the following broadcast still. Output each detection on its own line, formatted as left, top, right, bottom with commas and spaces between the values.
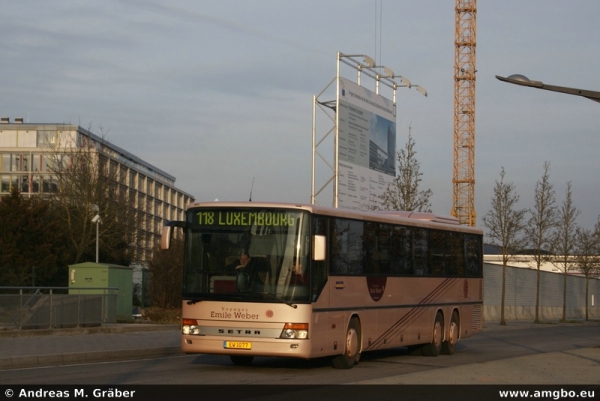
0, 346, 183, 370
0, 324, 180, 339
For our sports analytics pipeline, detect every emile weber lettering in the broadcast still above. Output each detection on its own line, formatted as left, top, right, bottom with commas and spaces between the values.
211, 307, 259, 320
196, 211, 295, 227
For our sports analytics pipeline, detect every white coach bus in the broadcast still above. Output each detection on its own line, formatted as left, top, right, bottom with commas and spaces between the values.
161, 202, 483, 369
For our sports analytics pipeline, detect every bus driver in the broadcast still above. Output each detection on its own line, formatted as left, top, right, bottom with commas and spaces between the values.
235, 251, 268, 291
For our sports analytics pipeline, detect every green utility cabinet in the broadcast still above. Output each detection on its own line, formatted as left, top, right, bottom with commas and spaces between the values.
68, 262, 133, 321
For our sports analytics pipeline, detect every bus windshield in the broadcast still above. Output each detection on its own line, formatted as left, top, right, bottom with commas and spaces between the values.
182, 208, 311, 304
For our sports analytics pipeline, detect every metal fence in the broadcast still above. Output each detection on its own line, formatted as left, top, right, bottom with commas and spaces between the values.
0, 287, 118, 330
2, 266, 599, 330
484, 263, 600, 321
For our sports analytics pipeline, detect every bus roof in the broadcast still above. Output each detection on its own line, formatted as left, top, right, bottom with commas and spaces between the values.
184, 201, 482, 234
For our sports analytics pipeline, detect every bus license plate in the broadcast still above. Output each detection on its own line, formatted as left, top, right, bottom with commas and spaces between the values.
224, 341, 252, 350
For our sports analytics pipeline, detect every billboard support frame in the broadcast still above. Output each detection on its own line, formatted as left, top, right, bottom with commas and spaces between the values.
312, 52, 424, 209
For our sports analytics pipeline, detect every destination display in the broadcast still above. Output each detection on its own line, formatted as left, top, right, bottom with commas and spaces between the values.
338, 77, 396, 210
195, 210, 297, 227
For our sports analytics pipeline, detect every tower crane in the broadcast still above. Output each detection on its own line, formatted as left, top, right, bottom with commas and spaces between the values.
452, 0, 477, 226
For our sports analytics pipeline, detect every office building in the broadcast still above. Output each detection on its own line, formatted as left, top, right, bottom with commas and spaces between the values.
0, 119, 194, 262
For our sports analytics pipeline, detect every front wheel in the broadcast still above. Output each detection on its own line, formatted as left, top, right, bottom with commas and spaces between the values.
332, 318, 361, 369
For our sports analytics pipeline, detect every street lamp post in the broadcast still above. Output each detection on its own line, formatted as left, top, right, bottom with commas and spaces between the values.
496, 74, 600, 103
90, 204, 102, 263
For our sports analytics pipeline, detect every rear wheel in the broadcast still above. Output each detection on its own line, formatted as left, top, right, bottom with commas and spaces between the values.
230, 355, 254, 366
441, 311, 459, 355
332, 318, 361, 369
422, 312, 443, 357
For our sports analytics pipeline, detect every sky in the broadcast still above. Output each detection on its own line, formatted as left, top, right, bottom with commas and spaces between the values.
2, 1, 600, 231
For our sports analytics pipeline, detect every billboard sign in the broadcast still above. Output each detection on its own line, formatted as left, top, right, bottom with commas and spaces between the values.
337, 77, 396, 210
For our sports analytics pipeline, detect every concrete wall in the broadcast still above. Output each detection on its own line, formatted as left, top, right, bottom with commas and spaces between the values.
483, 263, 600, 321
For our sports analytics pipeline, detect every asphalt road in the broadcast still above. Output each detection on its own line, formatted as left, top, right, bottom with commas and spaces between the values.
1, 321, 598, 385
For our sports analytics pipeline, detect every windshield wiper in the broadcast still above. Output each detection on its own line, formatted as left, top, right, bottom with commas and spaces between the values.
262, 292, 297, 309
185, 294, 245, 304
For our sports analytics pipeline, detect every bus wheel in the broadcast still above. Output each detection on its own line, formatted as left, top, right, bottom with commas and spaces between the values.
422, 312, 443, 357
230, 355, 254, 366
441, 311, 459, 355
332, 318, 360, 369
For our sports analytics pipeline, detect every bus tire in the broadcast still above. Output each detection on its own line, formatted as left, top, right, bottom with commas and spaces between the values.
332, 317, 361, 369
230, 355, 254, 366
441, 311, 459, 355
422, 312, 443, 357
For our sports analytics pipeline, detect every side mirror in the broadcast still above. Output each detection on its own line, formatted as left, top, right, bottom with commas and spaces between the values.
160, 221, 187, 250
160, 225, 173, 250
312, 235, 326, 261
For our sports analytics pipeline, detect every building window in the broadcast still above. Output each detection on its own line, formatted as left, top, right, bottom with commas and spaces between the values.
31, 175, 41, 193
1, 154, 12, 172
19, 154, 30, 172
138, 193, 145, 212
19, 175, 30, 193
42, 175, 58, 193
109, 160, 117, 178
33, 153, 45, 172
37, 131, 56, 147
119, 167, 127, 184
146, 178, 153, 195
1, 175, 10, 192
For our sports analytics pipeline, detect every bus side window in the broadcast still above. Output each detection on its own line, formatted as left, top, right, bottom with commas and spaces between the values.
330, 218, 364, 275
465, 234, 482, 277
364, 222, 392, 275
392, 226, 413, 275
413, 228, 429, 276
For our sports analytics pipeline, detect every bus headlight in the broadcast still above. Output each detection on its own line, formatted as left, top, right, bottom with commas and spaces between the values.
279, 323, 308, 339
182, 318, 200, 335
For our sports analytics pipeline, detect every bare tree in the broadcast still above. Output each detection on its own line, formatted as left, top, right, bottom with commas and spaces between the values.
44, 127, 138, 265
147, 238, 183, 308
376, 130, 432, 212
574, 223, 600, 321
550, 182, 580, 321
482, 167, 527, 325
525, 161, 558, 323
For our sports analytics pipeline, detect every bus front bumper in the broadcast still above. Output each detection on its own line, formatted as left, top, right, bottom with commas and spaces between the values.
181, 335, 313, 359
